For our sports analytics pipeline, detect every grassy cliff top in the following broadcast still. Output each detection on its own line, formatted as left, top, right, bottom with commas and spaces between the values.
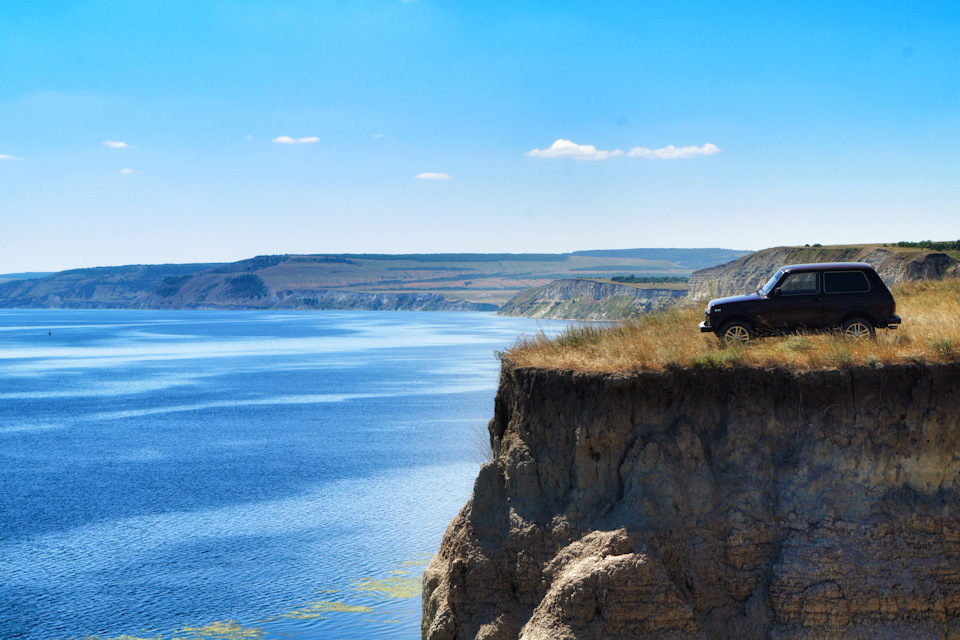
505, 279, 960, 372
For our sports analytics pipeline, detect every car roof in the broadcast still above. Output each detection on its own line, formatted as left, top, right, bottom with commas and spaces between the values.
780, 262, 875, 273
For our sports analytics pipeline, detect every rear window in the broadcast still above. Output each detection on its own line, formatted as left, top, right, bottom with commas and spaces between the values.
824, 271, 870, 293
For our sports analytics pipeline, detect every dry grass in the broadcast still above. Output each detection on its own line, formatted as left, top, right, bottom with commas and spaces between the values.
505, 278, 960, 372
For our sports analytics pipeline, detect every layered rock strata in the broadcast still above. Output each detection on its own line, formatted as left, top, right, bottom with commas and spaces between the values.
423, 363, 960, 639
497, 279, 687, 320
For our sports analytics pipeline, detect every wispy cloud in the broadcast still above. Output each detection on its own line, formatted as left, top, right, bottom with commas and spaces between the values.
627, 143, 721, 159
527, 139, 722, 161
119, 168, 135, 175
103, 140, 131, 149
415, 172, 451, 180
526, 139, 623, 161
272, 136, 320, 144
0, 154, 22, 160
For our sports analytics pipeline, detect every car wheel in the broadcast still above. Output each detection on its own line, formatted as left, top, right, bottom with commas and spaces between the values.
841, 317, 875, 339
720, 320, 752, 345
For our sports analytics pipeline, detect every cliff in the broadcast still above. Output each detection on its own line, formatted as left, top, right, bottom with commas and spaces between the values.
688, 246, 960, 300
423, 363, 960, 639
0, 263, 218, 308
498, 279, 687, 321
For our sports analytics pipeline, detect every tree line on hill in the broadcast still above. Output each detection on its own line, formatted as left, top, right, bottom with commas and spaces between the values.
894, 240, 960, 251
610, 275, 689, 284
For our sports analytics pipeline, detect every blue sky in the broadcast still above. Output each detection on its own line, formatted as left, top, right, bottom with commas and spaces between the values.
1, 1, 958, 272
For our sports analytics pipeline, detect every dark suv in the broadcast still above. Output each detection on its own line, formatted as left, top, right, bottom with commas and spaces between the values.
699, 262, 901, 344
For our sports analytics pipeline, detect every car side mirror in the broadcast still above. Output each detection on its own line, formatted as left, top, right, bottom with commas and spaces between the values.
772, 287, 781, 297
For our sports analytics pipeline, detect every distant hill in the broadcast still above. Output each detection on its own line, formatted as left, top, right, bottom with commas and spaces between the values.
0, 249, 750, 310
0, 263, 221, 308
570, 248, 753, 271
0, 271, 54, 283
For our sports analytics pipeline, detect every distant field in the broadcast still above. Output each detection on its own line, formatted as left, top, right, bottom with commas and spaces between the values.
253, 252, 730, 305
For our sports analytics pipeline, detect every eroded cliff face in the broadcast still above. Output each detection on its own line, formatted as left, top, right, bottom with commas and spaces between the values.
497, 279, 686, 320
423, 364, 960, 639
688, 246, 960, 300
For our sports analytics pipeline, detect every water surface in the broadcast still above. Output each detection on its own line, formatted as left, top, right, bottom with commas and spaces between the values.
0, 310, 564, 640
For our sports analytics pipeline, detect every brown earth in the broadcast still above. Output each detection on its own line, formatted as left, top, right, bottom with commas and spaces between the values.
423, 363, 960, 639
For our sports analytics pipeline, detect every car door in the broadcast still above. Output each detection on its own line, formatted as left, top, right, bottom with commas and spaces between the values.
766, 271, 824, 329
822, 270, 873, 324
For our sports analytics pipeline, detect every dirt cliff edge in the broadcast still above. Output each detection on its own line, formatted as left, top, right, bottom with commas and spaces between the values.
423, 363, 960, 639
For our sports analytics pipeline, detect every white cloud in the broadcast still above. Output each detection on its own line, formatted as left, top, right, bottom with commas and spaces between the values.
526, 139, 623, 161
272, 136, 320, 144
527, 139, 722, 162
0, 154, 21, 160
372, 133, 384, 138
415, 172, 451, 180
627, 143, 721, 159
119, 168, 135, 174
103, 140, 130, 149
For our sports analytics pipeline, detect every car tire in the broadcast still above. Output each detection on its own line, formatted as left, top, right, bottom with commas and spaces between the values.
841, 317, 876, 339
720, 320, 753, 345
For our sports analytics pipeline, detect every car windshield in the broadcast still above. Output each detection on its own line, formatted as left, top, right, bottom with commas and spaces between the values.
759, 269, 783, 295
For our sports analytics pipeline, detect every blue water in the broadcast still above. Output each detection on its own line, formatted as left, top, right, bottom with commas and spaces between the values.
0, 310, 564, 640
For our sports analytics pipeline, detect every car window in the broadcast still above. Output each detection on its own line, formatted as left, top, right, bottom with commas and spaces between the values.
760, 269, 783, 295
779, 272, 818, 295
824, 271, 870, 293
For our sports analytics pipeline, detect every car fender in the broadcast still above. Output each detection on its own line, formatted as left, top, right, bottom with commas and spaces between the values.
835, 306, 880, 327
717, 313, 757, 331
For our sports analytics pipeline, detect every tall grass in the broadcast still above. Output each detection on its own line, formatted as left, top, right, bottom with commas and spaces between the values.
506, 279, 960, 372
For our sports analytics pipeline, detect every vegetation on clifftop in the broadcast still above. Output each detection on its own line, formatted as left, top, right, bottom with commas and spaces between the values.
505, 279, 960, 372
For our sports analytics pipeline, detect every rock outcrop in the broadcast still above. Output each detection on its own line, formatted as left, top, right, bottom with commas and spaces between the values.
498, 279, 687, 321
423, 363, 960, 639
688, 246, 960, 300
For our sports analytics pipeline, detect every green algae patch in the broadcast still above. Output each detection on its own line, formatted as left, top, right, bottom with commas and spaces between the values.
356, 571, 423, 599
170, 621, 265, 640
80, 555, 435, 639
399, 553, 434, 569
279, 601, 373, 620
353, 554, 432, 599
